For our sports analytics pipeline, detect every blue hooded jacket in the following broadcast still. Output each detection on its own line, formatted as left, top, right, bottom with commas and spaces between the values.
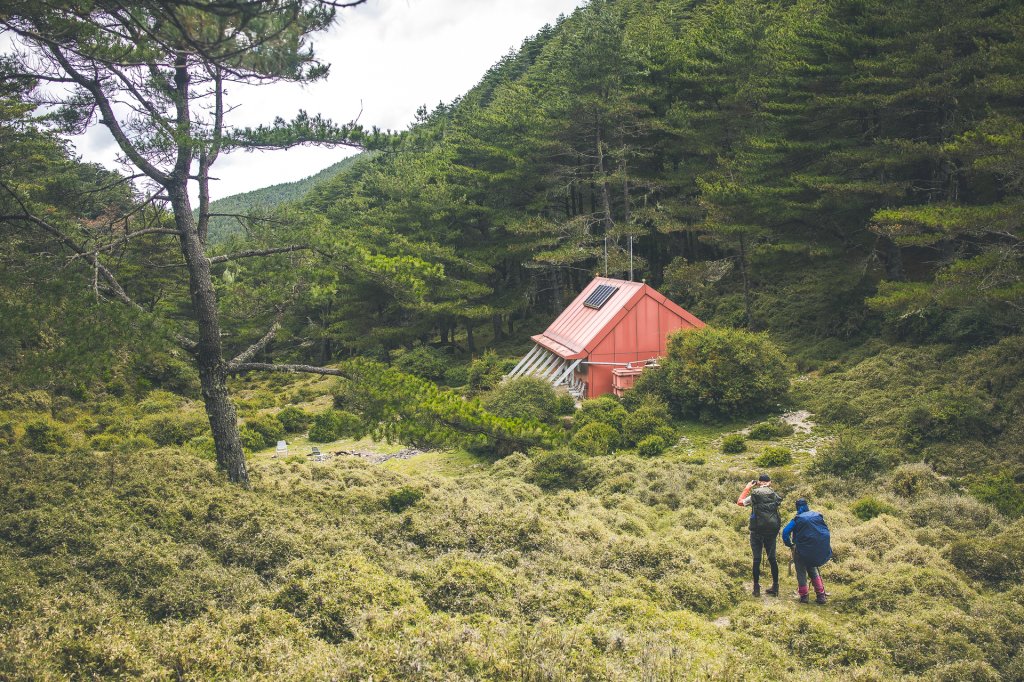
781, 498, 809, 547
782, 498, 832, 566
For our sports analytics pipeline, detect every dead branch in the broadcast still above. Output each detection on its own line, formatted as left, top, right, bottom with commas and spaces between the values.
209, 244, 311, 264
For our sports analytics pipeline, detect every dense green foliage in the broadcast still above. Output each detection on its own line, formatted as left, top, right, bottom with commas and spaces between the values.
748, 419, 794, 441
631, 328, 791, 421
174, 0, 1019, 367
721, 434, 747, 454
481, 376, 562, 425
754, 446, 792, 468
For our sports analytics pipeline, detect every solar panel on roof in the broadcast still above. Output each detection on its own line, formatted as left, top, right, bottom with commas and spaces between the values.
583, 284, 619, 309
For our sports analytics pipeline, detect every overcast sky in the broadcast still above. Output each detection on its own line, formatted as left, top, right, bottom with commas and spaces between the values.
69, 0, 588, 202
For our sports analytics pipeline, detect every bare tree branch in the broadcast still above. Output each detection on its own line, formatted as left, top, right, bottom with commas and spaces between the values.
209, 244, 312, 264
228, 306, 288, 366
73, 226, 179, 258
229, 362, 347, 376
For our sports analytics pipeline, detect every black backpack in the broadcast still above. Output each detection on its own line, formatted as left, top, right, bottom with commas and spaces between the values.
749, 487, 782, 536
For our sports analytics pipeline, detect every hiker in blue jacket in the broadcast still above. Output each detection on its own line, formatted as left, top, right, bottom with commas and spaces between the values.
782, 497, 831, 604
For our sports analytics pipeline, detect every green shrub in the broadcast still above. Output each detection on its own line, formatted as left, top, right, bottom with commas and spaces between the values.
571, 422, 620, 457
137, 413, 209, 446
813, 433, 888, 479
238, 425, 267, 452
948, 520, 1024, 582
815, 398, 865, 425
241, 391, 276, 410
308, 412, 336, 443
133, 352, 199, 394
273, 556, 424, 643
851, 496, 900, 521
721, 434, 746, 454
184, 434, 216, 459
442, 364, 469, 387
89, 434, 122, 451
384, 486, 425, 512
530, 448, 587, 490
118, 434, 157, 452
646, 326, 791, 419
135, 389, 183, 415
22, 419, 69, 453
483, 376, 559, 424
308, 410, 361, 443
275, 406, 310, 434
553, 391, 577, 416
573, 396, 628, 434
900, 390, 994, 450
243, 415, 285, 449
393, 345, 452, 382
888, 463, 949, 498
1, 389, 52, 410
623, 367, 670, 410
467, 350, 511, 394
422, 555, 514, 616
0, 420, 15, 445
747, 418, 794, 440
623, 405, 674, 446
969, 472, 1024, 518
907, 493, 993, 531
636, 435, 667, 458
754, 446, 792, 467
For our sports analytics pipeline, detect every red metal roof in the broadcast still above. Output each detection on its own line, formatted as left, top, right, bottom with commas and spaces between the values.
531, 277, 703, 360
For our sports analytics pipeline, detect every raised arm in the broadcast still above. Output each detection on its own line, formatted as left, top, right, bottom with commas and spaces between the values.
737, 481, 754, 506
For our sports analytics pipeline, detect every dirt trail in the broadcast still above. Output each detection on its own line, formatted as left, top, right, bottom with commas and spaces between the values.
312, 447, 424, 464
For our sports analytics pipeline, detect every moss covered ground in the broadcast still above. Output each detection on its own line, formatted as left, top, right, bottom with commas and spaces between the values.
2, 344, 1023, 681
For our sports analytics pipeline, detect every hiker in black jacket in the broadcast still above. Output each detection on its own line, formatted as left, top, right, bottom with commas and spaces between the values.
737, 473, 783, 597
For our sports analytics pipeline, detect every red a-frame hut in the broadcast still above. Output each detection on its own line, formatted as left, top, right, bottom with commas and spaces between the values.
507, 277, 704, 400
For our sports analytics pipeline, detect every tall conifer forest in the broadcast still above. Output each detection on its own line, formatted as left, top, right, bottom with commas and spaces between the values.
2, 0, 1024, 679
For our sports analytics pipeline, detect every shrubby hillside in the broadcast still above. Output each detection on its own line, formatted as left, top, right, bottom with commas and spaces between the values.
2, 369, 1022, 680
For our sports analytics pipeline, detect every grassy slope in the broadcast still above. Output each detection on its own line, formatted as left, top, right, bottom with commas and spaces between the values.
2, 367, 1022, 681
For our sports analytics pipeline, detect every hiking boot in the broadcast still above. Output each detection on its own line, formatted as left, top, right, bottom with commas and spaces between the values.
765, 583, 778, 596
815, 592, 827, 605
798, 593, 808, 604
753, 584, 761, 597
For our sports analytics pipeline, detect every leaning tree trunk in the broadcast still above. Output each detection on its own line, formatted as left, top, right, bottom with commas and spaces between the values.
171, 190, 249, 486
738, 232, 754, 329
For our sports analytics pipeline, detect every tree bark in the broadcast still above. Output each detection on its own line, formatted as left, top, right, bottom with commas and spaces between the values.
738, 232, 753, 329
596, 119, 614, 275
170, 189, 249, 486
879, 235, 905, 281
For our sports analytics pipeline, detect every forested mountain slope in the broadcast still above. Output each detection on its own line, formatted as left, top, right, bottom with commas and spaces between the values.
283, 0, 1024, 361
202, 153, 368, 244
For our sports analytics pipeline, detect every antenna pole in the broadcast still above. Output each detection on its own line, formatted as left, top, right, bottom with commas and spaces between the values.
604, 235, 608, 277
629, 235, 633, 281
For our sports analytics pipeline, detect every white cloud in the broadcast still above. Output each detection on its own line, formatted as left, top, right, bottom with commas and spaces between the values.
68, 0, 587, 201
